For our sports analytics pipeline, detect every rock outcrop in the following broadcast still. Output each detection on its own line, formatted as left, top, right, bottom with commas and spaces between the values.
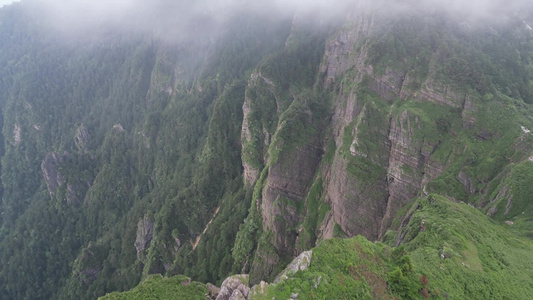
41, 152, 66, 199
215, 274, 250, 300
75, 124, 90, 150
206, 283, 221, 299
274, 251, 312, 283
12, 123, 21, 146
134, 216, 154, 261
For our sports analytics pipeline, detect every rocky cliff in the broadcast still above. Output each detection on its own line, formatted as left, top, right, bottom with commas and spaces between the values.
3, 1, 533, 299
238, 5, 533, 283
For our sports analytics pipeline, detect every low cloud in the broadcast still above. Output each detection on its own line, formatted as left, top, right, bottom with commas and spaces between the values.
22, 0, 533, 42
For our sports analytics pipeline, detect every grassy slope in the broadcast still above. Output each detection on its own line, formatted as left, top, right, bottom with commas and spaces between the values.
98, 275, 207, 300
396, 195, 533, 299
254, 195, 533, 299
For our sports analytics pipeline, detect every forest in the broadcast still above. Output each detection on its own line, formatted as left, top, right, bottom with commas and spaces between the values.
1, 1, 533, 299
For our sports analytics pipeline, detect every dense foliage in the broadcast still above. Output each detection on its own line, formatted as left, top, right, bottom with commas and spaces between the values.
256, 196, 533, 299
1, 1, 533, 300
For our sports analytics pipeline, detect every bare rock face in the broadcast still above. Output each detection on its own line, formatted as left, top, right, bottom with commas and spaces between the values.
379, 109, 446, 236
66, 183, 78, 205
228, 290, 245, 300
41, 151, 82, 204
41, 152, 66, 199
274, 251, 312, 283
320, 13, 373, 87
75, 124, 90, 150
457, 171, 476, 195
241, 95, 259, 186
249, 281, 269, 298
12, 123, 21, 146
134, 216, 154, 261
261, 143, 322, 253
215, 274, 249, 300
206, 283, 221, 299
486, 186, 513, 217
241, 71, 277, 186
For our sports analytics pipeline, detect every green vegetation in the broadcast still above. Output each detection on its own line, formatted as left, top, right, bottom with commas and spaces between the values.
257, 196, 533, 299
2, 2, 533, 300
99, 275, 207, 300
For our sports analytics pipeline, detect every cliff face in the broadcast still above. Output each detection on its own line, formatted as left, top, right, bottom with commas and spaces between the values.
240, 8, 533, 283
3, 2, 533, 298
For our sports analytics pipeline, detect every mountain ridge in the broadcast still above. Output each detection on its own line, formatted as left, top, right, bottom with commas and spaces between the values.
0, 1, 533, 299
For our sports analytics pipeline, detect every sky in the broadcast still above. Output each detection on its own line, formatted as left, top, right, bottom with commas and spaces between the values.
0, 0, 18, 7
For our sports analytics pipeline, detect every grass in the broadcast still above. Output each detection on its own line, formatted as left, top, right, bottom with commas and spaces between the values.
398, 195, 533, 299
99, 275, 207, 300
253, 195, 533, 299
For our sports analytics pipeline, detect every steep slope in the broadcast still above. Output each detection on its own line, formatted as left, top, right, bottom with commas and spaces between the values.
1, 1, 533, 299
104, 195, 533, 299
0, 2, 295, 299
235, 4, 533, 284
249, 196, 533, 299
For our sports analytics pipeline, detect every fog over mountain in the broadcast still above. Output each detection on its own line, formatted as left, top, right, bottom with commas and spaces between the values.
2, 0, 533, 299
0, 0, 18, 7
16, 0, 532, 42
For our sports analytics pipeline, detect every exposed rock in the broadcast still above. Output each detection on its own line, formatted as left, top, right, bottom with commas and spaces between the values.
458, 171, 476, 195
41, 152, 66, 199
113, 123, 125, 132
313, 275, 323, 289
228, 289, 245, 300
487, 186, 511, 217
320, 13, 373, 87
206, 283, 221, 299
475, 127, 494, 140
66, 183, 78, 205
181, 278, 191, 286
12, 123, 21, 146
241, 95, 259, 186
367, 68, 408, 103
79, 266, 102, 284
134, 216, 154, 261
261, 142, 322, 254
75, 123, 90, 150
274, 251, 312, 283
216, 274, 249, 300
414, 80, 464, 108
249, 281, 268, 298
240, 71, 277, 186
505, 221, 514, 226
325, 102, 390, 240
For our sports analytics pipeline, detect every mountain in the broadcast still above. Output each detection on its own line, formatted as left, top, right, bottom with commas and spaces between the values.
1, 0, 533, 299
102, 195, 533, 299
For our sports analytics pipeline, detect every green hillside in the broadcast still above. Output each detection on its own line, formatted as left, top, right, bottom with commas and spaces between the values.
253, 196, 533, 299
0, 1, 533, 299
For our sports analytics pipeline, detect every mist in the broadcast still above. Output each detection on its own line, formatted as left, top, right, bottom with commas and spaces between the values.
0, 0, 18, 7
19, 0, 533, 43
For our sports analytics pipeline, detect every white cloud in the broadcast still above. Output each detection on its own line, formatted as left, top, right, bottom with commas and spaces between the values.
22, 0, 533, 42
0, 0, 19, 7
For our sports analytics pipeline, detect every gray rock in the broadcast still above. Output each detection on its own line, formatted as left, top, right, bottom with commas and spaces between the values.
250, 281, 269, 297
134, 216, 154, 261
216, 274, 249, 300
75, 123, 90, 150
229, 289, 245, 300
41, 152, 66, 199
274, 251, 312, 283
206, 283, 221, 299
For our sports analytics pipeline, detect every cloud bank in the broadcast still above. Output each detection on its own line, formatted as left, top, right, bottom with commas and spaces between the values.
22, 0, 533, 42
